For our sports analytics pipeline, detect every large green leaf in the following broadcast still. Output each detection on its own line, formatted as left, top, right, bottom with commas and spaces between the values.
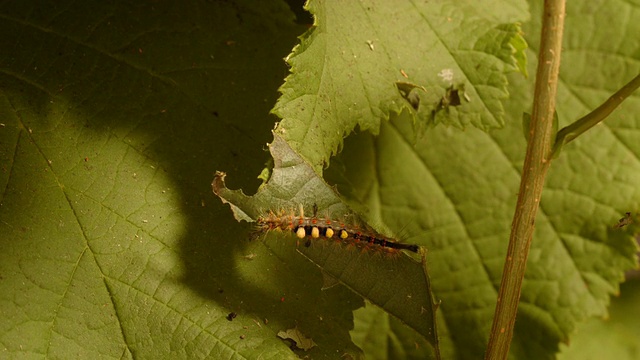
219, 0, 640, 359
557, 279, 640, 360
351, 301, 434, 360
325, 1, 640, 359
272, 0, 529, 171
0, 1, 366, 359
213, 135, 439, 356
2, 0, 639, 359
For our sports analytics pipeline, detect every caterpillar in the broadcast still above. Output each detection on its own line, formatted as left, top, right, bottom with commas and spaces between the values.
255, 205, 419, 253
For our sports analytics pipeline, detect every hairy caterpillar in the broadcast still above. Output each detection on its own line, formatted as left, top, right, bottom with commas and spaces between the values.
255, 205, 419, 253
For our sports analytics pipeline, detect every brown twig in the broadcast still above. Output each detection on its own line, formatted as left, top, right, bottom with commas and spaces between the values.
484, 0, 566, 358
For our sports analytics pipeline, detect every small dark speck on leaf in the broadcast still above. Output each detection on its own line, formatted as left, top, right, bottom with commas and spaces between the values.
614, 212, 633, 228
447, 89, 462, 106
227, 312, 237, 321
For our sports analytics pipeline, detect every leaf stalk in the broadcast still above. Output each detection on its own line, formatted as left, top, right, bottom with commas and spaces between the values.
551, 73, 640, 158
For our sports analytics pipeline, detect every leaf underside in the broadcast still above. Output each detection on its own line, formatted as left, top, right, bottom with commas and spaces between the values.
213, 135, 440, 355
231, 0, 640, 359
272, 0, 529, 171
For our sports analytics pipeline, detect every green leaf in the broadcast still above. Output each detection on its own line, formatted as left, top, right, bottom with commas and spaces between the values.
3, 0, 640, 359
330, 99, 637, 357
212, 135, 439, 354
321, 0, 640, 358
351, 302, 435, 360
277, 327, 317, 351
557, 280, 640, 360
0, 1, 366, 359
522, 112, 532, 141
272, 0, 529, 171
